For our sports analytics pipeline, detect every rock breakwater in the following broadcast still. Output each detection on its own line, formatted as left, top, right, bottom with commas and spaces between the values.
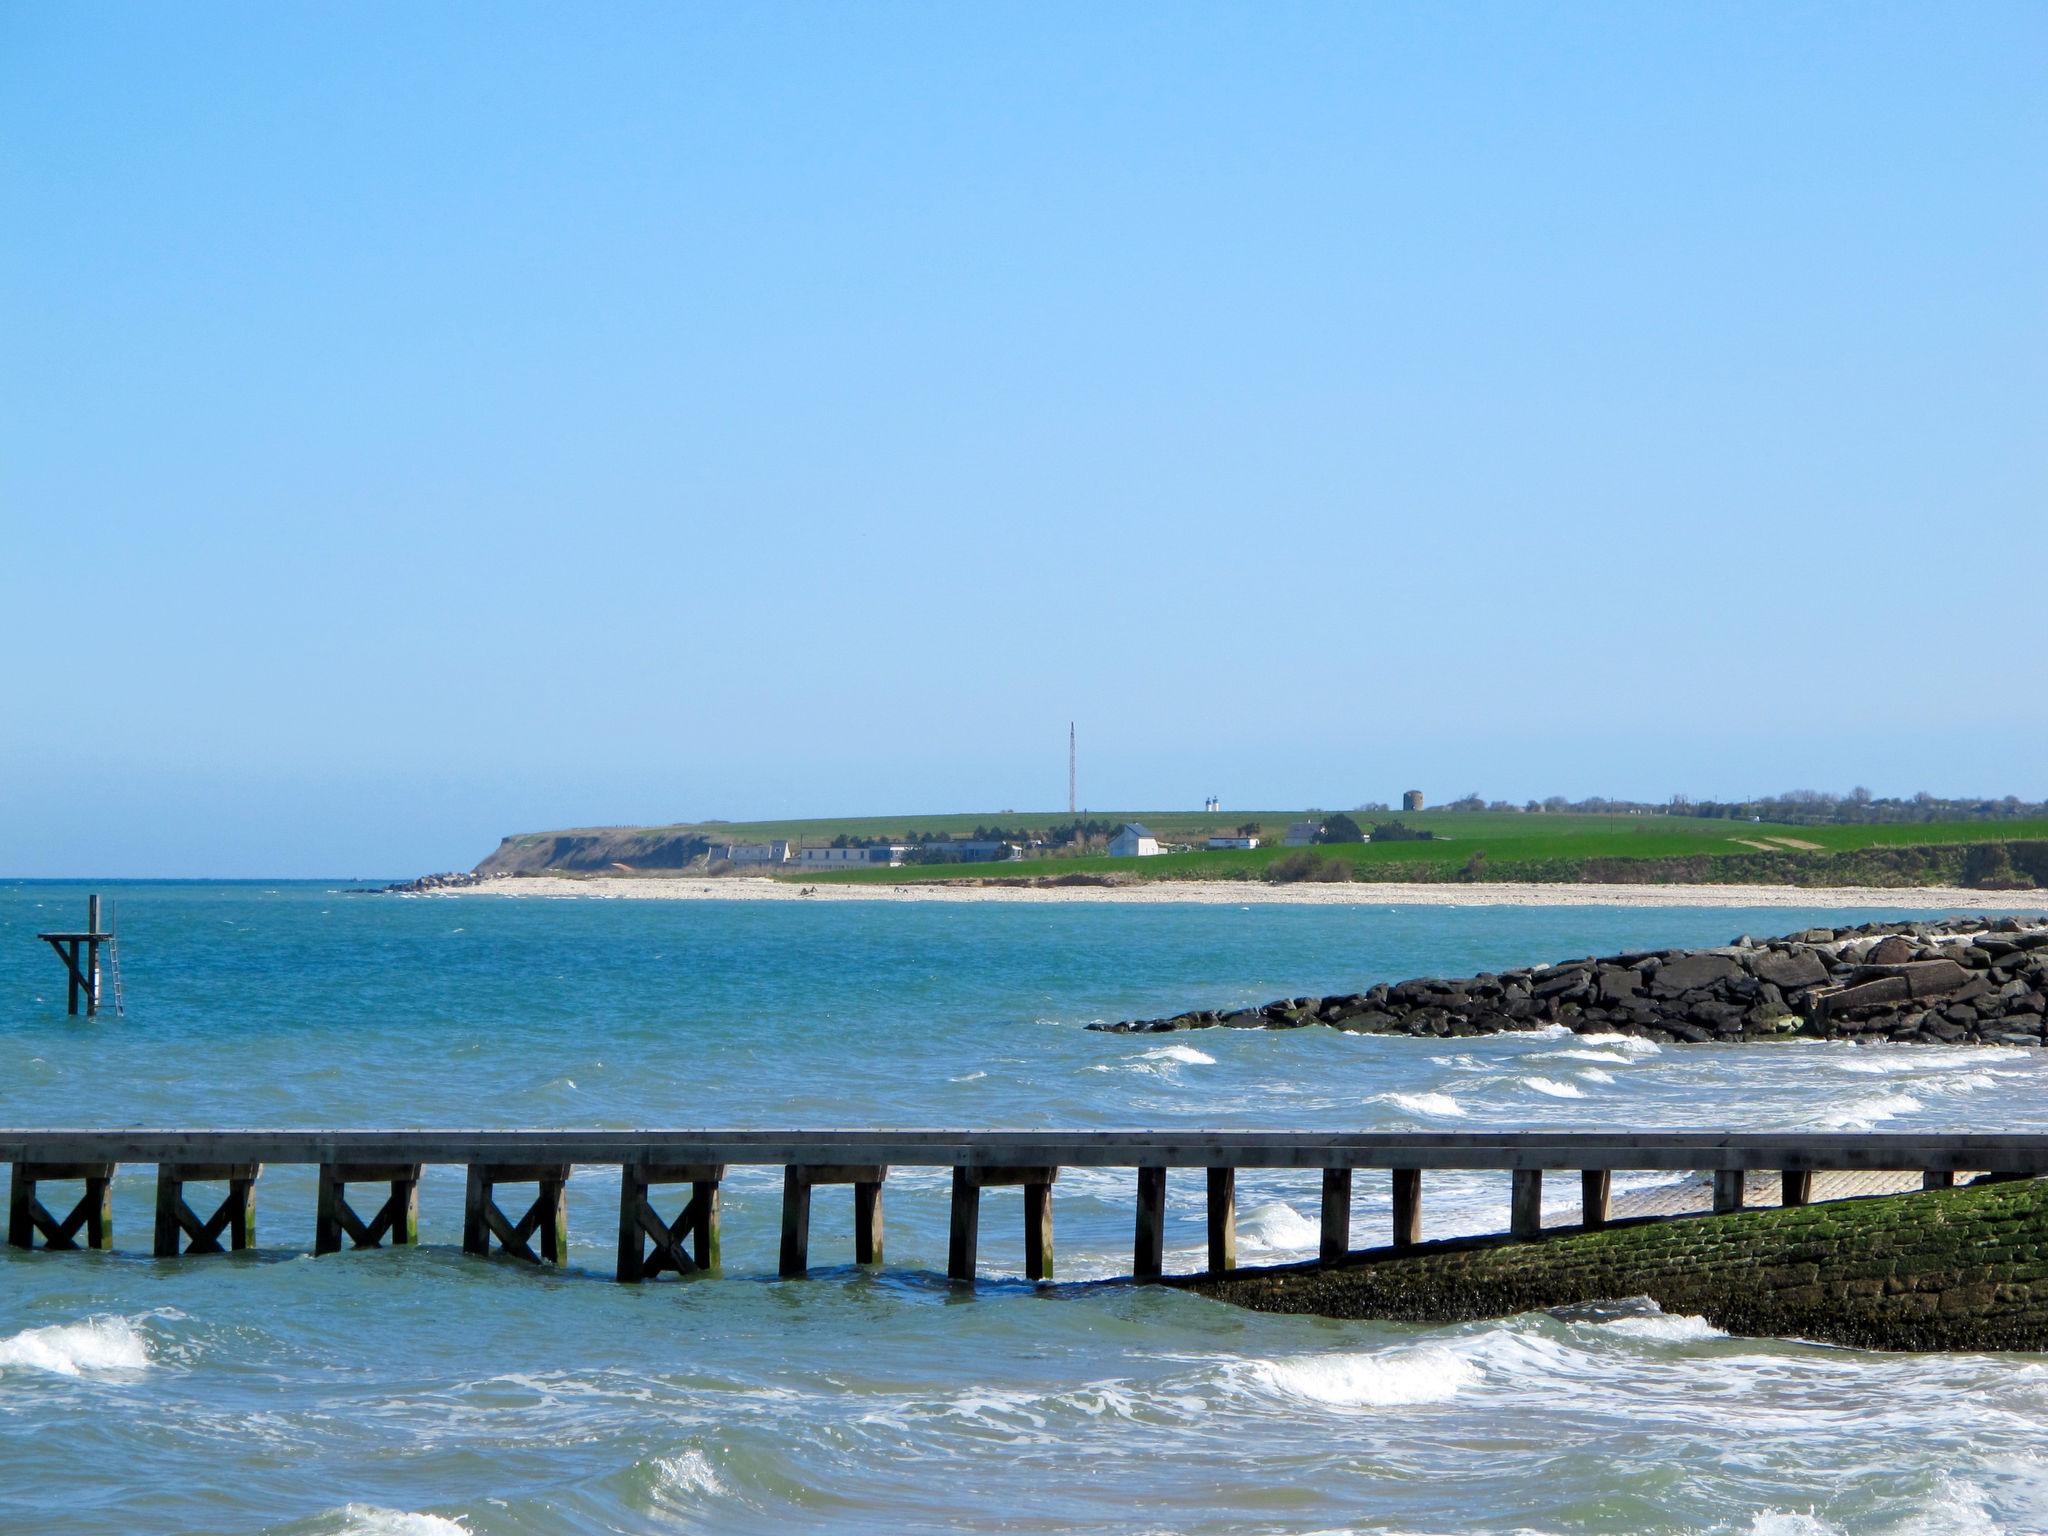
1091, 916, 2048, 1046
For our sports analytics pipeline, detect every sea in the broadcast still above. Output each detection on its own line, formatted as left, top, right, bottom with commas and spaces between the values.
3, 880, 2046, 1536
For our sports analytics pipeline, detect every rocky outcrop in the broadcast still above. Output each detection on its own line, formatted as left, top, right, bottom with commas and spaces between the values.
1190, 1177, 2048, 1351
1090, 916, 2048, 1046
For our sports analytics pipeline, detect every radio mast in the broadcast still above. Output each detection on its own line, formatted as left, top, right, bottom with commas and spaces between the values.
1068, 722, 1077, 815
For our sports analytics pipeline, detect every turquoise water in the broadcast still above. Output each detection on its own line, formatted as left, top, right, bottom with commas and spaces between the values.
3, 882, 2046, 1535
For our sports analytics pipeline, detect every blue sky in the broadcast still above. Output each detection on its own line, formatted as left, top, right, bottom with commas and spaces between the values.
4, 4, 2044, 876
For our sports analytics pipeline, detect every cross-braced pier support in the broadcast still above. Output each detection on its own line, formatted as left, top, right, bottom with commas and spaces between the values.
315, 1163, 420, 1253
616, 1163, 724, 1281
9, 1162, 113, 1250
464, 1163, 568, 1264
947, 1166, 1059, 1284
154, 1164, 259, 1256
779, 1164, 886, 1278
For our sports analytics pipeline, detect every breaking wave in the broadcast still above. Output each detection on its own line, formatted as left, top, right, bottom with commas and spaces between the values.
1236, 1200, 1323, 1252
1240, 1344, 1477, 1408
0, 1316, 151, 1377
1377, 1090, 1467, 1118
1523, 1076, 1586, 1099
327, 1508, 468, 1536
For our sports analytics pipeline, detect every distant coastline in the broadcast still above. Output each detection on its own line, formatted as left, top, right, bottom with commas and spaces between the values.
422, 874, 2046, 910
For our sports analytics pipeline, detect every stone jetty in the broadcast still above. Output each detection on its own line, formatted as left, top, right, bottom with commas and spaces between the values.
1090, 916, 2048, 1046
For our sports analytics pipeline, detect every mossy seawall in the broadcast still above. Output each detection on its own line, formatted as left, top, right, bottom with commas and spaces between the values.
1193, 1180, 2048, 1351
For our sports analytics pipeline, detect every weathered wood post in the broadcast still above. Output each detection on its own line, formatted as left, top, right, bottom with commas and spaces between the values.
947, 1166, 980, 1282
37, 895, 112, 1018
1133, 1166, 1166, 1281
315, 1163, 420, 1253
1712, 1169, 1745, 1214
778, 1164, 887, 1279
616, 1163, 724, 1281
1024, 1177, 1054, 1281
1923, 1170, 1956, 1190
1205, 1167, 1237, 1273
463, 1164, 568, 1264
1319, 1168, 1352, 1263
154, 1164, 259, 1256
1780, 1170, 1812, 1208
8, 1162, 113, 1250
1392, 1168, 1421, 1248
1510, 1169, 1543, 1238
946, 1166, 1058, 1284
1581, 1170, 1611, 1229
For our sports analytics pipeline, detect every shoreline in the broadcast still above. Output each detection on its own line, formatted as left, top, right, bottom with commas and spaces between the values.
423, 874, 2046, 910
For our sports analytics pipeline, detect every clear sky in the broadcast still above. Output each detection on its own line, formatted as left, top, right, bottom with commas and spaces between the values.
4, 4, 2043, 877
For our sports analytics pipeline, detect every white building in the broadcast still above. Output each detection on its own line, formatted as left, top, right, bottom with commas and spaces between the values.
797, 844, 915, 868
1206, 835, 1259, 850
1109, 822, 1161, 857
1282, 821, 1320, 847
716, 840, 794, 865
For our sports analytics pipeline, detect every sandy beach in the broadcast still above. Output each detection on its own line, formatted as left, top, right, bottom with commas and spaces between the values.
426, 874, 2046, 910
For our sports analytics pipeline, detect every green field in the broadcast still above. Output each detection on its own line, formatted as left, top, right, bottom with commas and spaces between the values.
526, 808, 2048, 887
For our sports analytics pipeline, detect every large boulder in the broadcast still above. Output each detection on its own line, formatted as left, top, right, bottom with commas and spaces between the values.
1752, 948, 1830, 989
1651, 953, 1747, 995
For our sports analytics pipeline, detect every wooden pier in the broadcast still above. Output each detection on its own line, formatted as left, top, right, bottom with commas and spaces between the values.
35, 894, 116, 1018
2, 1130, 2036, 1280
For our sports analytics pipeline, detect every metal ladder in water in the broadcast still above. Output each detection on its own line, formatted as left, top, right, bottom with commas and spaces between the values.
104, 902, 126, 1017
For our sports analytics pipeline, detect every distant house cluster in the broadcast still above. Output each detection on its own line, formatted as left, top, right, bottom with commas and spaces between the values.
1109, 823, 1160, 857
708, 839, 1020, 869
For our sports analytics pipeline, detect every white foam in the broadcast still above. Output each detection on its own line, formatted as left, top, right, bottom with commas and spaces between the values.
1236, 1200, 1323, 1251
1745, 1516, 1839, 1536
1140, 1044, 1216, 1066
1815, 1091, 1921, 1131
1598, 1313, 1726, 1344
330, 1507, 468, 1536
1524, 1076, 1586, 1099
1530, 1048, 1633, 1066
1243, 1345, 1476, 1408
1576, 1068, 1616, 1085
0, 1316, 150, 1377
654, 1450, 725, 1498
1378, 1090, 1467, 1119
1575, 1033, 1663, 1056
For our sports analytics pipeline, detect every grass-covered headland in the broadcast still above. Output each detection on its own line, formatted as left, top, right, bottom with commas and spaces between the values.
1191, 1177, 2048, 1351
474, 808, 2048, 889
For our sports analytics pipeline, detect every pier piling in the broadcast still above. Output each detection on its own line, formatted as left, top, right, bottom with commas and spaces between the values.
315, 1163, 420, 1253
464, 1164, 567, 1264
1319, 1168, 1352, 1263
8, 1162, 113, 1251
1133, 1167, 1166, 1280
1510, 1169, 1543, 1238
1392, 1168, 1423, 1247
946, 1166, 1058, 1283
154, 1164, 258, 1256
1713, 1169, 1746, 1214
1580, 1170, 1611, 1230
36, 894, 114, 1018
1205, 1167, 1237, 1273
616, 1163, 723, 1281
778, 1164, 886, 1279
1781, 1170, 1813, 1208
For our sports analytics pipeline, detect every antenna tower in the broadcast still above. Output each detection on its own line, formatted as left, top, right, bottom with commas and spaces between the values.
1068, 722, 1077, 815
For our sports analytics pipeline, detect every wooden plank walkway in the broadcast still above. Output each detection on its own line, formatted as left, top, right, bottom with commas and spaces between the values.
3, 1129, 2035, 1282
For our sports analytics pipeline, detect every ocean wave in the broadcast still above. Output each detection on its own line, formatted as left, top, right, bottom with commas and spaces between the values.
1596, 1313, 1726, 1344
1814, 1091, 1921, 1131
1529, 1048, 1633, 1066
1744, 1515, 1839, 1536
1237, 1200, 1323, 1251
653, 1449, 726, 1499
1576, 1068, 1616, 1085
1240, 1344, 1476, 1408
0, 1315, 150, 1377
1575, 1033, 1662, 1056
1377, 1090, 1467, 1119
1523, 1076, 1585, 1099
328, 1507, 468, 1535
1140, 1043, 1216, 1066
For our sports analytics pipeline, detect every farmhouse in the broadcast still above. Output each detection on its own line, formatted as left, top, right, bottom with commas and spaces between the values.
1282, 821, 1320, 846
1206, 835, 1259, 850
1109, 823, 1162, 857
